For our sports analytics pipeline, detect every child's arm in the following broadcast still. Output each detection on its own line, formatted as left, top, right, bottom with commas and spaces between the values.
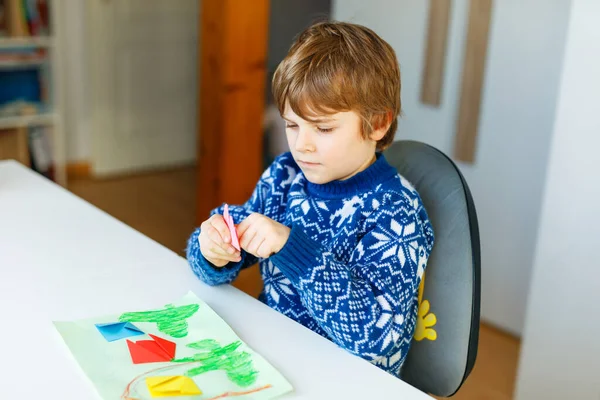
186, 153, 296, 285
270, 193, 434, 360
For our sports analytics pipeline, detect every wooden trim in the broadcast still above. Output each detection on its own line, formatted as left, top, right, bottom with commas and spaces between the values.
67, 161, 91, 180
420, 0, 452, 106
454, 0, 493, 163
196, 0, 270, 224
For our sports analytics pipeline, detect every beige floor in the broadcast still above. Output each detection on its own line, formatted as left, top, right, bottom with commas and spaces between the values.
68, 166, 520, 400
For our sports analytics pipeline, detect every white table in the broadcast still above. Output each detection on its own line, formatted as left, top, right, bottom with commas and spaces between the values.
0, 160, 432, 399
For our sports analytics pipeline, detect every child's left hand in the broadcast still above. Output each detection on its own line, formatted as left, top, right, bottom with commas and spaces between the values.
237, 213, 290, 258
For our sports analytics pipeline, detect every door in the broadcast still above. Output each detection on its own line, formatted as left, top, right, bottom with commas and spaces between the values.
88, 0, 198, 176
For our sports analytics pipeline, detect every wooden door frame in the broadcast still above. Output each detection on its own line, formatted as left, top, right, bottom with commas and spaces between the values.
196, 0, 270, 223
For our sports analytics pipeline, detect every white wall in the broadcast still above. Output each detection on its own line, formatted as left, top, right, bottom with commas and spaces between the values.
515, 1, 600, 397
333, 0, 571, 335
63, 0, 90, 162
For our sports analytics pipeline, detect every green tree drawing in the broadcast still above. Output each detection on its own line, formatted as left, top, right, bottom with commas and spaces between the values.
172, 339, 258, 387
118, 303, 199, 338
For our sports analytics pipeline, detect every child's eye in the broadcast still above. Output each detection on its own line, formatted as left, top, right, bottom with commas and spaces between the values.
317, 127, 334, 133
285, 124, 298, 129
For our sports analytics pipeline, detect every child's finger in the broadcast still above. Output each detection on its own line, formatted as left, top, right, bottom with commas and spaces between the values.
206, 252, 241, 266
210, 215, 231, 244
205, 219, 232, 249
209, 243, 237, 258
239, 226, 257, 250
236, 220, 250, 238
210, 252, 242, 263
207, 239, 241, 261
205, 224, 225, 246
256, 240, 274, 259
236, 213, 259, 238
245, 235, 265, 257
207, 233, 239, 256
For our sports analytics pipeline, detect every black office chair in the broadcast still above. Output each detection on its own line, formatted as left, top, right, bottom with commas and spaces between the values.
384, 140, 481, 397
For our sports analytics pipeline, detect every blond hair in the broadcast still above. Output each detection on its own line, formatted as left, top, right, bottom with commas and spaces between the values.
272, 21, 401, 151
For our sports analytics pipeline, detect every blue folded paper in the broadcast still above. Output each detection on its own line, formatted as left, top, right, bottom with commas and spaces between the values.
95, 322, 145, 342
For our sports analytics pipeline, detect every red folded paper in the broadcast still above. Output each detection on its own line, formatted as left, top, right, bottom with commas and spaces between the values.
126, 334, 176, 364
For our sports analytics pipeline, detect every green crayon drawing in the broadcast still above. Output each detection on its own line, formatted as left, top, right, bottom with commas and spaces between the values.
172, 339, 258, 387
118, 303, 199, 338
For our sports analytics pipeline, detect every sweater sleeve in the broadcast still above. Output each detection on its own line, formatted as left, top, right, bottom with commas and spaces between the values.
186, 153, 297, 285
270, 194, 434, 360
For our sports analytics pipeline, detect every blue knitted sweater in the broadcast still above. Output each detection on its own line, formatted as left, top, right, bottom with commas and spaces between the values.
186, 152, 434, 375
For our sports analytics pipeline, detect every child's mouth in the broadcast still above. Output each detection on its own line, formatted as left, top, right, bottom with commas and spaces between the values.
298, 160, 320, 167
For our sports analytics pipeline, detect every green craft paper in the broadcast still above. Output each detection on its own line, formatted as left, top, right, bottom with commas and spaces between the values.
54, 291, 293, 400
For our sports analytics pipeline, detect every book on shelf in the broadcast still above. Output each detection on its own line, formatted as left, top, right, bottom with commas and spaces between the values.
0, 1, 7, 37
0, 49, 50, 116
2, 0, 49, 38
0, 74, 46, 113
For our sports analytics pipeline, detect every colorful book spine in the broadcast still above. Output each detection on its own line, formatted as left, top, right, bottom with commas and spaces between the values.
0, 1, 7, 37
2, 0, 50, 37
24, 0, 40, 36
18, 0, 29, 35
36, 0, 47, 35
6, 0, 27, 36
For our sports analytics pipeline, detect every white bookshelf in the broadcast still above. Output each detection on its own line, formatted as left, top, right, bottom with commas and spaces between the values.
0, 2, 66, 186
0, 36, 53, 48
0, 59, 48, 70
0, 113, 56, 130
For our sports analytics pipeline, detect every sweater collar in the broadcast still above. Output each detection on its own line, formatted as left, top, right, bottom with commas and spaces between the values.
305, 153, 398, 199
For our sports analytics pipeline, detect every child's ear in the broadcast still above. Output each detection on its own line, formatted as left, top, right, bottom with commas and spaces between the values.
369, 111, 392, 141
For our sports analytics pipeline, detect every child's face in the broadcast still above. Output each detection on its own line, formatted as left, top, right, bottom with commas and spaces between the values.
283, 104, 382, 184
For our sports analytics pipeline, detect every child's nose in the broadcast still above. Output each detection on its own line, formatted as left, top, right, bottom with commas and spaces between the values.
295, 129, 316, 153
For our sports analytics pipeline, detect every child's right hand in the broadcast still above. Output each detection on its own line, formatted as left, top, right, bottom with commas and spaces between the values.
199, 214, 242, 267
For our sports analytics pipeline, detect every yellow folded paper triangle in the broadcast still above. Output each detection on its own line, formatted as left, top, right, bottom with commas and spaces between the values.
146, 376, 202, 397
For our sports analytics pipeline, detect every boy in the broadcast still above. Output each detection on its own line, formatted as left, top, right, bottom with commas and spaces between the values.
186, 21, 434, 376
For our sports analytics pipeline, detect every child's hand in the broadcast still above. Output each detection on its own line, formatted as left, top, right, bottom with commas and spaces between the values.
237, 213, 291, 258
199, 215, 242, 267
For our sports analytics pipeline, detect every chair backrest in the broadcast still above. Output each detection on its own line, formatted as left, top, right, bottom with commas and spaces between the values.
384, 140, 481, 397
